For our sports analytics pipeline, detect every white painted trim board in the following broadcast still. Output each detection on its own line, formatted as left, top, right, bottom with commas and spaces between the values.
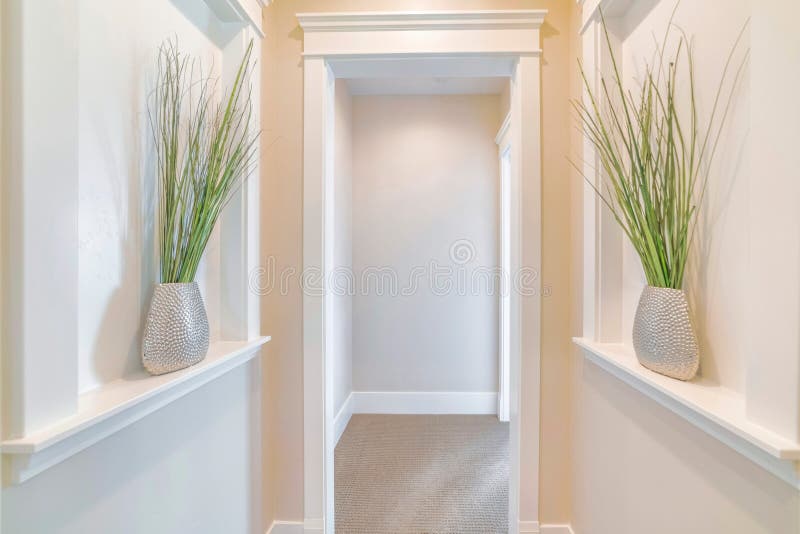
352, 391, 498, 415
541, 524, 576, 534
521, 521, 576, 534
333, 393, 354, 446
265, 521, 303, 534
267, 518, 574, 533
333, 391, 500, 446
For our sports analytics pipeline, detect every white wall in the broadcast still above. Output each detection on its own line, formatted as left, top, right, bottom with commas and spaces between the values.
332, 80, 354, 415
351, 94, 502, 394
2, 1, 264, 532
76, 0, 237, 393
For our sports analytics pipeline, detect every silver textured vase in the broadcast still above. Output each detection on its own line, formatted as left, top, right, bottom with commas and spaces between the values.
632, 285, 699, 381
142, 282, 210, 375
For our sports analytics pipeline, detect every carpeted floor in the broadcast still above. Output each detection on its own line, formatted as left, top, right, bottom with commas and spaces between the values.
334, 414, 509, 534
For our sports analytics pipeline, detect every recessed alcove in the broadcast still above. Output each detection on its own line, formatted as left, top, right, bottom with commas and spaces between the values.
574, 0, 800, 489
2, 0, 268, 485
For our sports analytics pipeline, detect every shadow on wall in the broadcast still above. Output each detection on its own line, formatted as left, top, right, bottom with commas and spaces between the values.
84, 53, 156, 386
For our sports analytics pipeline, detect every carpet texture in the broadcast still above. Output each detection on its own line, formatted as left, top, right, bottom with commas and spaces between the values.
335, 414, 509, 533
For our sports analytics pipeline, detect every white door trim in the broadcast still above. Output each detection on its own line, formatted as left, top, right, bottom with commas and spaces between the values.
299, 10, 546, 533
496, 111, 513, 423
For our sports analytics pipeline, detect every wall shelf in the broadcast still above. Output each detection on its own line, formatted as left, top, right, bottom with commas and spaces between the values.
2, 337, 270, 484
574, 337, 800, 488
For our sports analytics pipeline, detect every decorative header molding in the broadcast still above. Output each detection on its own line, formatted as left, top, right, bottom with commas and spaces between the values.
297, 10, 547, 33
297, 10, 547, 60
298, 7, 548, 530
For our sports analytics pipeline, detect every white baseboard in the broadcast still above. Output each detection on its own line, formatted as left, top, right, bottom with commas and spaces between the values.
265, 520, 303, 534
541, 525, 575, 534
351, 391, 498, 415
269, 518, 574, 534
334, 392, 354, 446
518, 521, 575, 534
302, 518, 324, 532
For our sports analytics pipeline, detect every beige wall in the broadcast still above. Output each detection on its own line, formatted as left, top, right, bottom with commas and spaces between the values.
260, 0, 574, 525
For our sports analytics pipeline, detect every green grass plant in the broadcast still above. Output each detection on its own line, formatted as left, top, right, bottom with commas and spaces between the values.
150, 39, 258, 283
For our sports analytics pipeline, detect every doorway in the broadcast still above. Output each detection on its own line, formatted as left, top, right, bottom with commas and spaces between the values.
332, 86, 510, 531
298, 10, 546, 533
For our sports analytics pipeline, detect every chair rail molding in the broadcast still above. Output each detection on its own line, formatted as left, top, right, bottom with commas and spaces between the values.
298, 9, 546, 533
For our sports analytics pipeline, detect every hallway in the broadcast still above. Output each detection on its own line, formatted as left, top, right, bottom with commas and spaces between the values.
335, 415, 509, 533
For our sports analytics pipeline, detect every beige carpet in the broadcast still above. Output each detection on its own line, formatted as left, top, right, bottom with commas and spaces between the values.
335, 414, 509, 533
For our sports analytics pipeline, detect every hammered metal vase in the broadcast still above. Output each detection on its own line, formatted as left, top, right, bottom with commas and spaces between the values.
632, 285, 699, 381
142, 282, 210, 375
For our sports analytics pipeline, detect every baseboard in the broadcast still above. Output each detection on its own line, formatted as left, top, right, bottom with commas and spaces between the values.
302, 518, 324, 532
351, 391, 498, 415
541, 525, 575, 534
334, 392, 354, 446
518, 521, 575, 534
265, 520, 303, 534
268, 519, 574, 534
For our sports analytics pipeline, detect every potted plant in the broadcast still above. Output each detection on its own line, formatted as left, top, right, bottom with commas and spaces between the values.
573, 13, 746, 380
141, 39, 258, 375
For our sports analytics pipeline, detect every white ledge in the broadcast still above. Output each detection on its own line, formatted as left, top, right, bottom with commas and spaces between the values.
297, 10, 547, 32
574, 338, 800, 489
1, 336, 270, 484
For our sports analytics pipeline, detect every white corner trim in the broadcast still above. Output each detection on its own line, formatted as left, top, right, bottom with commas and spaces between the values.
351, 391, 498, 415
297, 10, 547, 33
2, 337, 270, 484
334, 392, 354, 446
266, 520, 304, 534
